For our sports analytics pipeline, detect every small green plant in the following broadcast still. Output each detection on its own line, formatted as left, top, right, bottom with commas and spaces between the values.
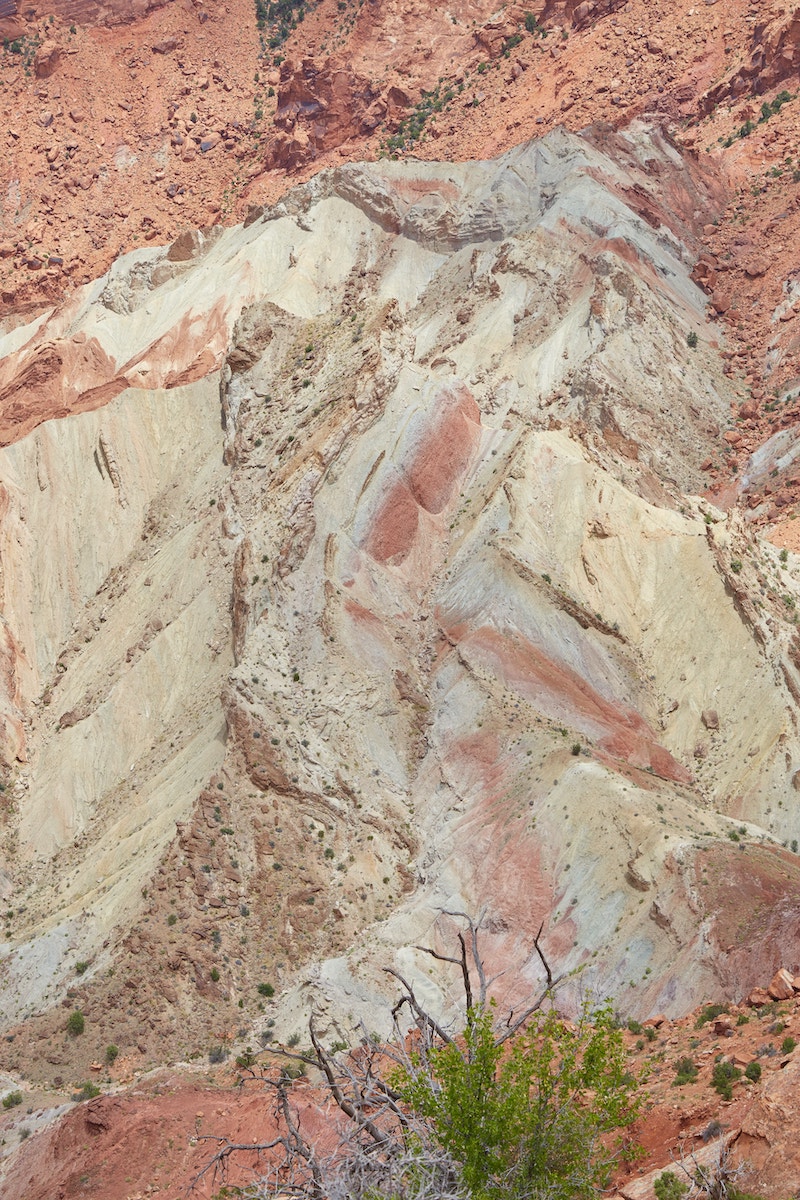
75, 961, 89, 975
673, 1056, 698, 1086
654, 1170, 688, 1200
730, 560, 743, 575
287, 1032, 301, 1048
71, 1082, 101, 1102
2, 1090, 23, 1109
379, 79, 457, 156
627, 1018, 643, 1035
67, 1010, 85, 1037
782, 1036, 797, 1054
208, 1046, 229, 1064
210, 967, 221, 983
711, 1060, 741, 1100
167, 913, 177, 926
745, 1060, 761, 1082
644, 1024, 658, 1042
257, 982, 275, 997
686, 331, 698, 349
695, 1003, 728, 1029
524, 10, 547, 35
105, 1044, 119, 1064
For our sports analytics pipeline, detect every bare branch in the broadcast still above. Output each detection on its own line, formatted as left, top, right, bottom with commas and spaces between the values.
532, 920, 553, 987
384, 965, 455, 1046
309, 1018, 391, 1148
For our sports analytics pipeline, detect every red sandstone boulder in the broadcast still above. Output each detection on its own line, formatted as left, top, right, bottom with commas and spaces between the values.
33, 40, 61, 79
767, 968, 795, 1001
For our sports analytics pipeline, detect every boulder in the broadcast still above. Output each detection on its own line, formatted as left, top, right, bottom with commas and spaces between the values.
34, 40, 61, 79
153, 34, 179, 54
768, 968, 795, 1001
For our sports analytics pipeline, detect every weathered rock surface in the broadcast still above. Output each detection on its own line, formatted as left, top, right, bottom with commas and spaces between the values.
1, 129, 800, 1077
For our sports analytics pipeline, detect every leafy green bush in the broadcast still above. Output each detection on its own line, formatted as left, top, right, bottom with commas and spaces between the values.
66, 1010, 85, 1037
711, 1060, 741, 1100
105, 1044, 119, 1064
695, 1003, 728, 1029
395, 1000, 640, 1200
654, 1170, 688, 1200
673, 1056, 698, 1086
745, 1060, 761, 1082
2, 1090, 22, 1109
257, 982, 275, 997
686, 331, 698, 349
71, 1082, 101, 1102
524, 10, 548, 35
782, 1035, 797, 1054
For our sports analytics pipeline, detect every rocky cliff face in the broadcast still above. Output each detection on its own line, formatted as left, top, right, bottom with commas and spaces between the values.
0, 0, 799, 1190
2, 125, 800, 1108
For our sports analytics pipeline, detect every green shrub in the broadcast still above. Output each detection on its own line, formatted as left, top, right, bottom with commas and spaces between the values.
257, 982, 275, 997
210, 967, 221, 983
686, 331, 698, 349
395, 1000, 640, 1200
673, 1056, 698, 1086
654, 1171, 688, 1200
644, 1024, 658, 1042
105, 1044, 119, 1064
71, 1082, 101, 1102
167, 913, 177, 926
695, 1003, 728, 1029
627, 1018, 642, 1034
75, 961, 89, 975
782, 1036, 797, 1054
744, 1060, 761, 1082
2, 1090, 22, 1109
711, 1060, 741, 1100
66, 1010, 85, 1036
524, 10, 547, 35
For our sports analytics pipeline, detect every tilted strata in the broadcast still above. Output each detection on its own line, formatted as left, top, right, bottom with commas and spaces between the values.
0, 126, 800, 1089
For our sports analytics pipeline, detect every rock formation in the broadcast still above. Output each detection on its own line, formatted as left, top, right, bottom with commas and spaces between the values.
2, 124, 800, 1073
2, 0, 800, 1195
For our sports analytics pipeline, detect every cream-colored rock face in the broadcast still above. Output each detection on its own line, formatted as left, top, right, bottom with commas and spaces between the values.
1, 126, 799, 1036
0, 379, 231, 1022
